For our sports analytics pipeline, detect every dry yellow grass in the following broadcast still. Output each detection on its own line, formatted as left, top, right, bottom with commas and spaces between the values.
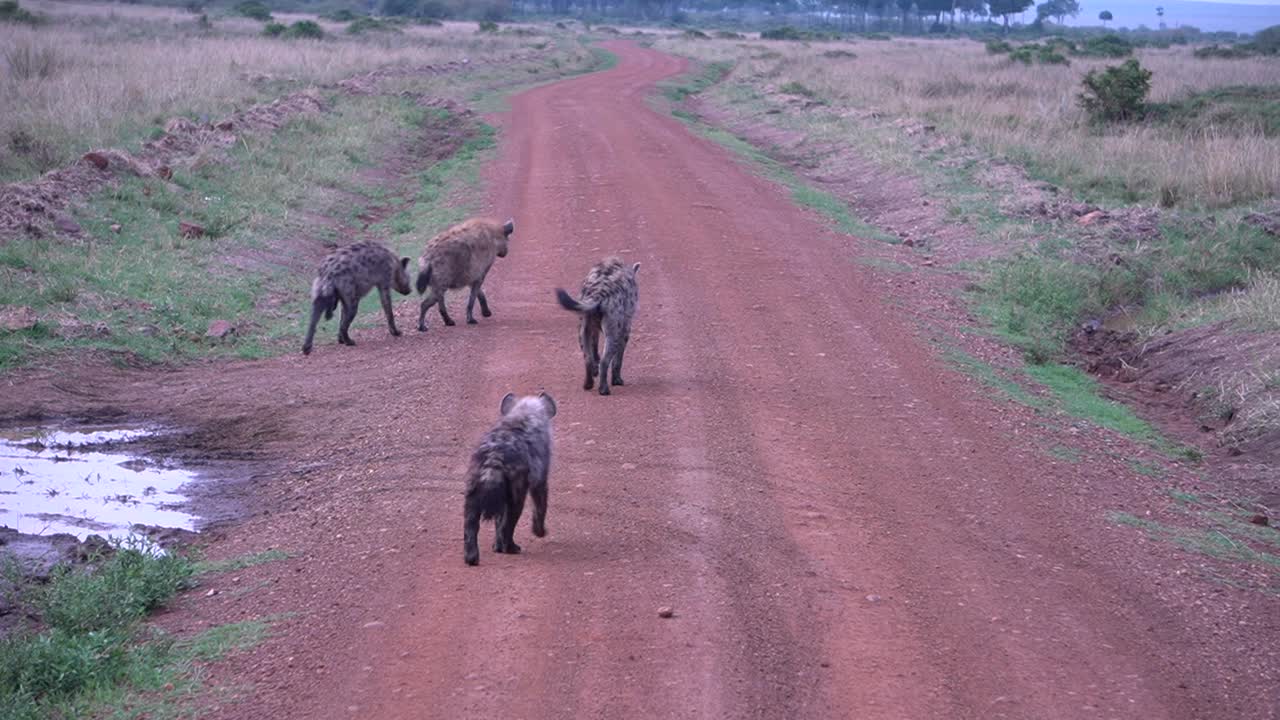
1, 1, 556, 181
655, 35, 1280, 208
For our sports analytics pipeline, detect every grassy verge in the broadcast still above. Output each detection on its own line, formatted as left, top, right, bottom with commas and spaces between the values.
0, 540, 286, 719
658, 62, 897, 244
0, 38, 601, 371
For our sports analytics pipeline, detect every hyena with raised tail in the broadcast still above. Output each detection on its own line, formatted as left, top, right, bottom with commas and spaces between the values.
555, 257, 640, 395
301, 241, 412, 355
416, 218, 514, 331
463, 392, 557, 566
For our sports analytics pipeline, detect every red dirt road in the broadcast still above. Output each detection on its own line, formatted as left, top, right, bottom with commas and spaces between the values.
6, 41, 1275, 719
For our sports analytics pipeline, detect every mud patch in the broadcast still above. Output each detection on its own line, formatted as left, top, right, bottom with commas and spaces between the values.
0, 425, 200, 538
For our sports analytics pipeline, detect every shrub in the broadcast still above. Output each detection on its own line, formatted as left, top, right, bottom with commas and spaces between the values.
262, 21, 285, 36
0, 0, 40, 24
284, 20, 324, 39
985, 39, 1014, 54
324, 9, 359, 21
1078, 58, 1152, 123
1193, 44, 1252, 59
1077, 34, 1133, 57
347, 16, 399, 34
761, 26, 806, 41
233, 0, 272, 21
780, 81, 817, 97
3, 41, 58, 79
683, 28, 709, 39
822, 49, 857, 59
1251, 24, 1280, 54
39, 541, 194, 634
715, 30, 744, 39
1009, 46, 1035, 63
477, 19, 498, 33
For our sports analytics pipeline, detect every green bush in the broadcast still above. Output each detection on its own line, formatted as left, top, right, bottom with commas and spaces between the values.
477, 19, 498, 33
1078, 58, 1152, 123
1077, 34, 1133, 57
324, 9, 360, 21
1193, 44, 1252, 59
284, 20, 324, 39
347, 16, 400, 34
715, 30, 744, 39
1251, 24, 1280, 54
233, 0, 272, 21
0, 0, 40, 24
761, 26, 807, 40
683, 28, 709, 39
985, 38, 1014, 54
262, 21, 285, 36
39, 542, 194, 634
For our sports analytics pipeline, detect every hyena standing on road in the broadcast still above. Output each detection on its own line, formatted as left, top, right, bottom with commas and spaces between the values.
416, 218, 514, 331
301, 241, 412, 355
555, 257, 640, 395
463, 392, 557, 566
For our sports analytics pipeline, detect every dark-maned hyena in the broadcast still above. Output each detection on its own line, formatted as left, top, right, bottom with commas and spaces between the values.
555, 257, 640, 395
301, 241, 412, 355
463, 392, 557, 566
416, 218, 514, 331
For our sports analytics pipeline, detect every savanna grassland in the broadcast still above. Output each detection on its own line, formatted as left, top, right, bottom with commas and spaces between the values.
651, 31, 1280, 458
0, 1, 605, 369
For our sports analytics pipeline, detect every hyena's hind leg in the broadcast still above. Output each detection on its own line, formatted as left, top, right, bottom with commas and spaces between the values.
417, 289, 438, 332
337, 295, 360, 346
463, 497, 483, 566
581, 320, 600, 391
494, 492, 525, 554
597, 329, 620, 396
378, 285, 402, 337
530, 482, 548, 538
465, 281, 486, 325
436, 290, 457, 327
611, 329, 631, 387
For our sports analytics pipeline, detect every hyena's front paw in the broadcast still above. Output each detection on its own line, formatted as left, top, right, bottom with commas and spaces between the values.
481, 307, 492, 318
390, 328, 402, 337
464, 545, 479, 566
611, 375, 624, 387
466, 317, 478, 325
583, 377, 595, 391
443, 318, 457, 327
532, 519, 546, 538
494, 539, 522, 554
598, 382, 611, 396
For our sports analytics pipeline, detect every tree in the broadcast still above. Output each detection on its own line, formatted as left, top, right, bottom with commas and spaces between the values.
988, 0, 1033, 32
1040, 0, 1078, 24
1099, 9, 1112, 26
1155, 5, 1164, 28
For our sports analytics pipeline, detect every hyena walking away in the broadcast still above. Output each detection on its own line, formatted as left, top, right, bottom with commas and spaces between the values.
416, 218, 514, 331
302, 241, 412, 355
555, 257, 640, 395
463, 392, 557, 566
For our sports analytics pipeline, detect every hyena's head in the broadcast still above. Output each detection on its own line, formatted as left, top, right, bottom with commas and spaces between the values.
499, 392, 557, 422
393, 257, 413, 295
495, 218, 514, 258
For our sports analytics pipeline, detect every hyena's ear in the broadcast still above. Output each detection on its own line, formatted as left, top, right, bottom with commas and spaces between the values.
538, 392, 557, 418
499, 392, 517, 416
503, 219, 514, 237
400, 257, 410, 270
631, 262, 641, 275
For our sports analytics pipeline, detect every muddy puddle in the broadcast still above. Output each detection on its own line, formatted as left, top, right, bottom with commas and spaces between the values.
0, 425, 199, 539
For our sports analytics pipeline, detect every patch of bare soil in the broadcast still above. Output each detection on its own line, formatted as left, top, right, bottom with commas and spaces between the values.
1078, 323, 1280, 500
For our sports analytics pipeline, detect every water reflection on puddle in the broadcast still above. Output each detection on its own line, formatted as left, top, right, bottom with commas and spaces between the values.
0, 426, 198, 539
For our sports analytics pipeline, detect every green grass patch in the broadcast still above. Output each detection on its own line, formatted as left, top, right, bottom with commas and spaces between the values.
0, 536, 282, 720
192, 549, 289, 576
1148, 85, 1280, 138
1025, 363, 1157, 441
660, 61, 731, 103
1110, 511, 1280, 575
1048, 444, 1083, 462
942, 347, 1044, 408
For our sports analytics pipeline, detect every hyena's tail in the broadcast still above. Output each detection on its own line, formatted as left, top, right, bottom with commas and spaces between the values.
311, 277, 339, 320
302, 278, 337, 355
467, 466, 507, 521
555, 288, 599, 315
415, 265, 432, 295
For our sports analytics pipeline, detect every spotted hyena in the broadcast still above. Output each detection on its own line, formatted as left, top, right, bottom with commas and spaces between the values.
555, 257, 640, 395
301, 241, 412, 355
463, 392, 557, 566
416, 218, 514, 331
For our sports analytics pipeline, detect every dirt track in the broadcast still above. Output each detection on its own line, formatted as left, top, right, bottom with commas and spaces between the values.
4, 41, 1277, 719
